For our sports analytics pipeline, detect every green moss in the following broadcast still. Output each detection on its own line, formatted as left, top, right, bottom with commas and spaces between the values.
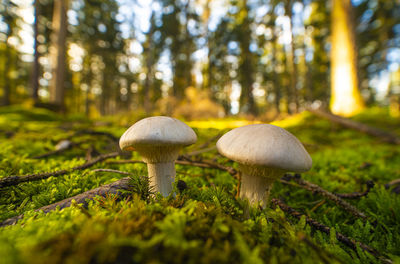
0, 107, 399, 263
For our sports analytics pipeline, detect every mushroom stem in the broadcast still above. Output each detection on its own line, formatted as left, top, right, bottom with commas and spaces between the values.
240, 173, 275, 208
147, 162, 176, 197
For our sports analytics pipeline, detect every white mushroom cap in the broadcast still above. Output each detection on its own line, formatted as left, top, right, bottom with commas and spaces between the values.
119, 116, 197, 163
216, 124, 312, 173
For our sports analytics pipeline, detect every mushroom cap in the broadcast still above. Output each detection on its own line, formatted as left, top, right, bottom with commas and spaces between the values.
119, 116, 197, 151
216, 124, 312, 172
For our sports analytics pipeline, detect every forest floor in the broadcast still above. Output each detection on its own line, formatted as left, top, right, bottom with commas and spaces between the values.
0, 106, 399, 264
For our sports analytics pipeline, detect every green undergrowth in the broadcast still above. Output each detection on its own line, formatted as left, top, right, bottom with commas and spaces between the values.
0, 105, 399, 263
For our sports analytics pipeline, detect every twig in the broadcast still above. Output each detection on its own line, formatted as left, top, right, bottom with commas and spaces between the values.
271, 199, 392, 264
335, 181, 375, 199
177, 157, 238, 176
308, 108, 400, 144
186, 146, 217, 156
385, 178, 400, 188
193, 132, 223, 150
0, 177, 131, 227
0, 152, 120, 188
281, 174, 367, 220
105, 159, 144, 165
106, 157, 239, 177
91, 168, 132, 175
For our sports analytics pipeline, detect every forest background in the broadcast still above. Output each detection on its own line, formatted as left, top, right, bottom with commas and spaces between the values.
1, 0, 400, 119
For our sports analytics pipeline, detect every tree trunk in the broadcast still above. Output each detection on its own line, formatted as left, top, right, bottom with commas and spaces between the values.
49, 0, 69, 110
287, 1, 299, 113
31, 0, 40, 102
143, 16, 154, 114
238, 2, 257, 116
330, 0, 364, 116
2, 46, 11, 106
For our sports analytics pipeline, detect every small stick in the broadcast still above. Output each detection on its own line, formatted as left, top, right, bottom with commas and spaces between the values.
106, 158, 239, 177
193, 132, 223, 150
186, 146, 217, 156
335, 181, 375, 199
281, 174, 367, 220
0, 177, 131, 227
91, 169, 133, 175
105, 159, 144, 165
178, 157, 238, 176
0, 152, 120, 188
271, 199, 392, 264
385, 179, 400, 187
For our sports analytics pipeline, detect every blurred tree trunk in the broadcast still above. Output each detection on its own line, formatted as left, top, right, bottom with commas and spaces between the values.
238, 2, 257, 116
286, 0, 299, 113
31, 0, 40, 102
330, 0, 364, 116
202, 0, 211, 91
1, 0, 14, 106
2, 47, 11, 106
143, 44, 153, 114
143, 12, 155, 114
271, 28, 280, 114
49, 0, 69, 110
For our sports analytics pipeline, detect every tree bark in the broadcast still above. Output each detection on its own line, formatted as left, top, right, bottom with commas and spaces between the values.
330, 0, 364, 116
238, 2, 257, 116
2, 46, 11, 106
286, 0, 299, 113
31, 0, 40, 102
49, 0, 69, 110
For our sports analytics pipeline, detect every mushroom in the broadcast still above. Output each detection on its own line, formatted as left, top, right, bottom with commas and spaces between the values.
216, 124, 312, 208
119, 116, 197, 197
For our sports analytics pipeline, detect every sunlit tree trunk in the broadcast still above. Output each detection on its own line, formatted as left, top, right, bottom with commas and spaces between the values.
31, 0, 40, 102
202, 0, 211, 91
49, 0, 69, 110
330, 0, 364, 116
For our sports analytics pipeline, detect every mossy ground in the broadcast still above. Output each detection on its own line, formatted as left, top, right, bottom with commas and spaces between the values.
0, 106, 399, 264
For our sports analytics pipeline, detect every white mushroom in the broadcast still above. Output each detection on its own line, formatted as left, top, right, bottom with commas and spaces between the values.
216, 124, 312, 208
119, 116, 197, 196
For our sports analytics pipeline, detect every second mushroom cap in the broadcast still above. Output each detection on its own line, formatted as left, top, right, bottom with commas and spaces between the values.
216, 124, 312, 172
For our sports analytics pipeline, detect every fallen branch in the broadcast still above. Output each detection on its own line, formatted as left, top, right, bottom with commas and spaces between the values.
308, 108, 400, 144
106, 157, 239, 176
281, 174, 367, 220
385, 178, 400, 188
186, 146, 217, 156
192, 132, 223, 150
335, 181, 375, 199
0, 177, 131, 227
271, 199, 392, 264
91, 168, 132, 175
0, 152, 119, 188
385, 179, 400, 194
178, 156, 238, 176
